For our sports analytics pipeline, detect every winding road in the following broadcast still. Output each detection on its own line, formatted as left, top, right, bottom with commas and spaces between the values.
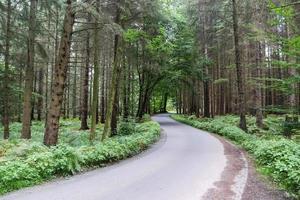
0, 114, 288, 200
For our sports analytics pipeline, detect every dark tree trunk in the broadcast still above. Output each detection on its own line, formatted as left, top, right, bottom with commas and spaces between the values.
37, 67, 44, 121
102, 1, 122, 140
162, 93, 168, 113
3, 0, 12, 139
21, 0, 37, 139
100, 53, 106, 124
232, 0, 247, 132
255, 42, 264, 128
111, 82, 120, 135
18, 68, 23, 122
90, 0, 101, 140
80, 25, 90, 130
72, 52, 78, 118
123, 55, 130, 119
44, 0, 75, 146
203, 80, 210, 118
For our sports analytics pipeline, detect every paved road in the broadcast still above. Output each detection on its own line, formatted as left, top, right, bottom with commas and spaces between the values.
0, 114, 251, 200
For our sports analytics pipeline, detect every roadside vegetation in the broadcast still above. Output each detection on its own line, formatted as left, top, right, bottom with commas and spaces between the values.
0, 119, 160, 195
172, 114, 300, 198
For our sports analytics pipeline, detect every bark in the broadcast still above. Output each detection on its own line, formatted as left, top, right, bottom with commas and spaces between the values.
90, 1, 101, 141
255, 43, 264, 128
162, 93, 168, 113
45, 10, 60, 126
111, 79, 120, 135
37, 67, 44, 121
232, 0, 247, 132
21, 0, 37, 139
2, 0, 12, 139
100, 52, 106, 124
102, 1, 122, 140
31, 72, 37, 121
44, 0, 75, 146
286, 19, 297, 113
18, 69, 23, 122
80, 19, 90, 130
123, 55, 129, 119
203, 80, 210, 118
72, 52, 78, 118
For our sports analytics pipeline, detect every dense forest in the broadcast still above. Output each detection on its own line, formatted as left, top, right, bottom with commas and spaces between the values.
0, 0, 299, 143
0, 0, 299, 198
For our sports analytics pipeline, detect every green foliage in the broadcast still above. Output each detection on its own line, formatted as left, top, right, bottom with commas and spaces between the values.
117, 121, 137, 136
282, 117, 300, 138
141, 114, 152, 122
0, 119, 96, 146
124, 29, 146, 43
0, 121, 160, 195
171, 114, 300, 198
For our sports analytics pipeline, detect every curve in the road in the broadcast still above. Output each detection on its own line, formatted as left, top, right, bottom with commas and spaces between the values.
1, 114, 249, 200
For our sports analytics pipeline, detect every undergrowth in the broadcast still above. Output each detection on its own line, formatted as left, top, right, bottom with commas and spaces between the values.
0, 120, 160, 195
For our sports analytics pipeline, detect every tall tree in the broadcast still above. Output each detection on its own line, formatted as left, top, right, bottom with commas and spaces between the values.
90, 0, 101, 141
2, 0, 12, 139
44, 0, 75, 146
232, 0, 247, 131
21, 0, 38, 139
80, 16, 91, 130
102, 0, 122, 140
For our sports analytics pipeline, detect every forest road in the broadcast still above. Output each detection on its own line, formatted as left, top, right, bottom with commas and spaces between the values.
0, 114, 287, 200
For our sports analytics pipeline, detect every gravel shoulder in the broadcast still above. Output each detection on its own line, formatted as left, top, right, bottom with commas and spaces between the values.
202, 133, 291, 200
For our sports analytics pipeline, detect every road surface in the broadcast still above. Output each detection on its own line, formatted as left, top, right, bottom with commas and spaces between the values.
0, 114, 288, 200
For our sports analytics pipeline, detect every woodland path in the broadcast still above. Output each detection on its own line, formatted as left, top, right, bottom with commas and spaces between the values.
0, 114, 288, 200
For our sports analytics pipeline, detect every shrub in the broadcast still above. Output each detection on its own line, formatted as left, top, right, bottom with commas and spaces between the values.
0, 121, 160, 195
142, 114, 151, 122
117, 121, 136, 136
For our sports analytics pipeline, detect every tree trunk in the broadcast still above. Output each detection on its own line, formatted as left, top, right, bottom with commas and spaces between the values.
72, 52, 78, 118
44, 0, 75, 146
18, 68, 23, 122
21, 0, 37, 139
37, 67, 44, 121
255, 42, 264, 128
2, 0, 12, 139
232, 0, 247, 131
90, 1, 101, 141
123, 55, 129, 119
80, 19, 90, 130
102, 1, 122, 140
203, 80, 210, 117
100, 52, 106, 124
111, 81, 120, 135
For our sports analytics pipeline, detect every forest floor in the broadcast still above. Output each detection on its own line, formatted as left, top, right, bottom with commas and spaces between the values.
0, 114, 291, 200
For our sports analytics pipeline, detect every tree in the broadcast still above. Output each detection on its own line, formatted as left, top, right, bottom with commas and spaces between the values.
2, 0, 12, 139
44, 0, 75, 146
80, 15, 91, 131
21, 0, 38, 139
90, 0, 101, 141
102, 0, 122, 140
232, 0, 247, 131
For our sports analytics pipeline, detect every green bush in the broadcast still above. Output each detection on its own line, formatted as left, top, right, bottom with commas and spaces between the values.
117, 121, 136, 136
142, 114, 151, 122
0, 121, 160, 195
171, 114, 300, 198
